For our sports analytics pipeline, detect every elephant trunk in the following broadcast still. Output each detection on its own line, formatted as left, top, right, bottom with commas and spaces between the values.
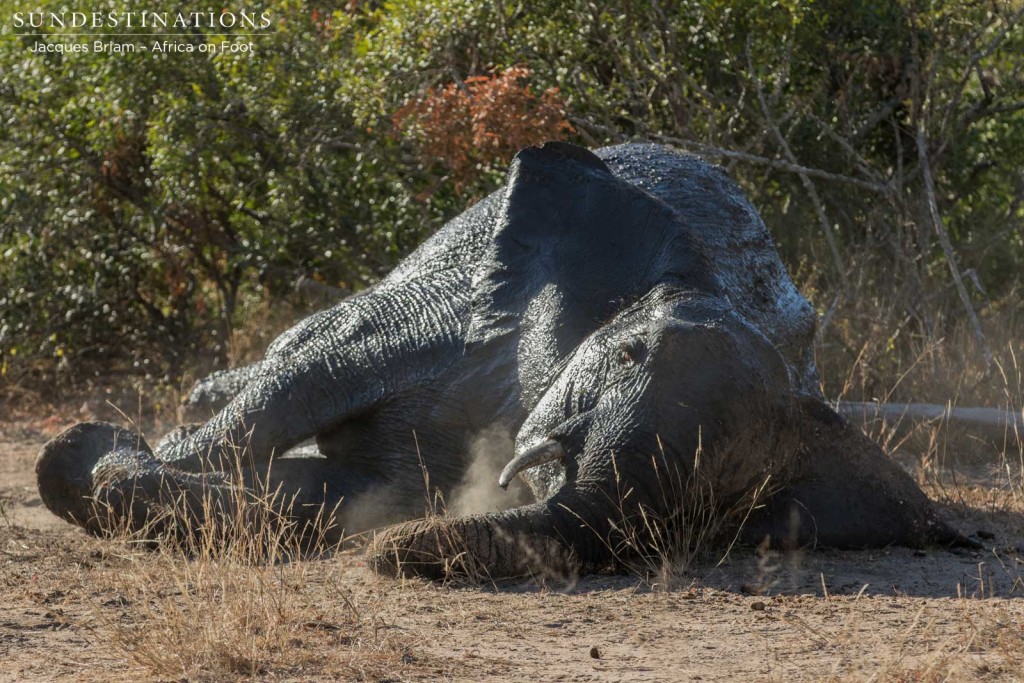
369, 489, 613, 580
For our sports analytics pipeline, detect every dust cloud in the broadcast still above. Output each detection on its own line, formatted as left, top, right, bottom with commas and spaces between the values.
337, 484, 411, 536
449, 426, 534, 516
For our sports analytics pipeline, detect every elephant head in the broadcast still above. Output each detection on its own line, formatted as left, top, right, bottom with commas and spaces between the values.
369, 144, 819, 578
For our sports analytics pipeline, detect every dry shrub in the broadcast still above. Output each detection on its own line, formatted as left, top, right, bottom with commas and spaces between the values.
393, 66, 574, 188
812, 254, 1024, 411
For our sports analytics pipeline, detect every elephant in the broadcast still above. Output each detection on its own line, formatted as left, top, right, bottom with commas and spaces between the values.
36, 142, 969, 579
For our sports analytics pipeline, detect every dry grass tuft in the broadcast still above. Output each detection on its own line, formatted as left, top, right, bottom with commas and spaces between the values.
87, 550, 377, 680
589, 441, 773, 590
853, 600, 1022, 681
821, 283, 1023, 453
813, 276, 1024, 538
836, 340, 1024, 521
77, 446, 419, 681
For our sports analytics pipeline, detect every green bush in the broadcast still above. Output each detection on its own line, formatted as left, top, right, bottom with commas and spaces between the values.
2, 0, 1022, 401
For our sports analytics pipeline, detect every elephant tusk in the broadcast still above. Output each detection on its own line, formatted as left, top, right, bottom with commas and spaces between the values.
498, 440, 567, 490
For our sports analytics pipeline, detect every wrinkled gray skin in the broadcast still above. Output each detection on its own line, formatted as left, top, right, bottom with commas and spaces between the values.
37, 143, 966, 579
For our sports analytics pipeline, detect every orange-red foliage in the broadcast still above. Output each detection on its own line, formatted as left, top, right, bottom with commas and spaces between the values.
394, 66, 574, 188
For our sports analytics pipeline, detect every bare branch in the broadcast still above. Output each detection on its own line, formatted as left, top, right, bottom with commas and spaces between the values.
651, 133, 892, 193
746, 42, 848, 290
915, 127, 993, 367
986, 99, 1024, 116
939, 4, 1024, 145
805, 112, 891, 188
851, 96, 902, 143
570, 117, 896, 194
969, 4, 1024, 66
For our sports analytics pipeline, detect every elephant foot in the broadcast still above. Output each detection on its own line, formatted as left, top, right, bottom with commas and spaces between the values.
36, 421, 153, 532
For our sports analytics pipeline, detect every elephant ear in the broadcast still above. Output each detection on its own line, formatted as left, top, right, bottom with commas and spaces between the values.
467, 142, 716, 405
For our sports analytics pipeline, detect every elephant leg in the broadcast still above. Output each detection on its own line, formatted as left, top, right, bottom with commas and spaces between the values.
182, 361, 265, 419
37, 422, 373, 543
158, 272, 471, 472
98, 458, 355, 544
37, 271, 472, 536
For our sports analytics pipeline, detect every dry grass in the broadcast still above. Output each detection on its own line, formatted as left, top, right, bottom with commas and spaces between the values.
815, 272, 1023, 522
83, 547, 386, 680
4, 264, 1023, 680
822, 280, 1023, 454
575, 441, 775, 591
742, 590, 1024, 681
836, 336, 1024, 522
70, 447, 422, 682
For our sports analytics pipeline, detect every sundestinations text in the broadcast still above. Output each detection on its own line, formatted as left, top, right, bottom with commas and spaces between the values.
13, 10, 272, 30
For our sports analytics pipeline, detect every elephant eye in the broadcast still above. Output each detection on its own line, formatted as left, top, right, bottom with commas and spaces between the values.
616, 339, 645, 366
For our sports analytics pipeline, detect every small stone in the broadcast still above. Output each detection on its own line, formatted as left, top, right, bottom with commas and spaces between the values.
751, 601, 766, 611
590, 646, 601, 659
913, 550, 927, 557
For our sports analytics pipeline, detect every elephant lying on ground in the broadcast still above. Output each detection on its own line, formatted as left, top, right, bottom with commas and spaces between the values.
37, 142, 969, 579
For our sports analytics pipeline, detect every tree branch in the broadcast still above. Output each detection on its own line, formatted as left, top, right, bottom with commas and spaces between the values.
746, 42, 848, 290
573, 119, 892, 193
915, 127, 993, 367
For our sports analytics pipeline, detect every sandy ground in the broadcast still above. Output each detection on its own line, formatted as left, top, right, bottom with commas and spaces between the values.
2, 421, 1023, 682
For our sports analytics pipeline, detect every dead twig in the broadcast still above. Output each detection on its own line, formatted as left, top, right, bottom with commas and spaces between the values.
570, 117, 891, 194
915, 127, 993, 368
746, 40, 848, 291
652, 133, 891, 194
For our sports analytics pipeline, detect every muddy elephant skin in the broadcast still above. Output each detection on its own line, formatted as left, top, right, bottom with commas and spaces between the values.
36, 142, 964, 578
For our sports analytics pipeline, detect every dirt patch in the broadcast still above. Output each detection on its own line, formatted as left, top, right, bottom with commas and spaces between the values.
2, 425, 1023, 681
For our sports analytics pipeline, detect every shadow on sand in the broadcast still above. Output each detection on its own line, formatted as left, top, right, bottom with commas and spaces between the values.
486, 500, 1024, 599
